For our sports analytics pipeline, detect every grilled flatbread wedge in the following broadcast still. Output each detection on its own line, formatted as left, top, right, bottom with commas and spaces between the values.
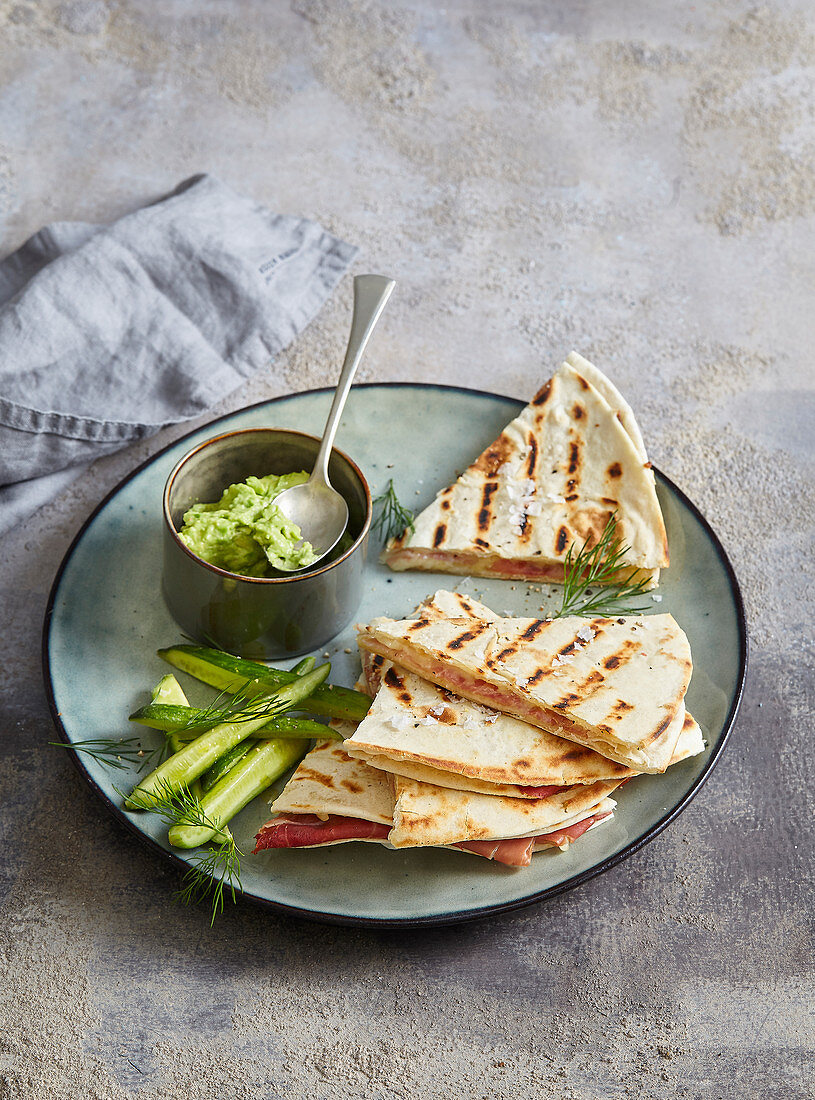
383, 352, 668, 585
358, 612, 692, 773
348, 657, 704, 794
253, 738, 617, 867
389, 775, 619, 850
351, 590, 702, 793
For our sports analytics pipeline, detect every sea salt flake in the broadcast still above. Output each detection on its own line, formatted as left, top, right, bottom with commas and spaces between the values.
388, 713, 414, 730
651, 594, 663, 602
576, 625, 595, 644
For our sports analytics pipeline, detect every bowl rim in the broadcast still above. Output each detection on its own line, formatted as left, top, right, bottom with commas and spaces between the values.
162, 426, 372, 585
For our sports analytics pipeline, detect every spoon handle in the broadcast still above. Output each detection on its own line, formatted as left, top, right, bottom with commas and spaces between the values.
312, 274, 395, 487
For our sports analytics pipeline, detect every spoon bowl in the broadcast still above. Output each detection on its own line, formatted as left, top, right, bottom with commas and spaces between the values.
273, 273, 395, 570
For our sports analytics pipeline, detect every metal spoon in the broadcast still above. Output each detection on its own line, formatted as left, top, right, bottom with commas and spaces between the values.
273, 273, 396, 570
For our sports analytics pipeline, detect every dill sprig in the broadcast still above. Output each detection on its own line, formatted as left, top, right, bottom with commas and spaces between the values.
555, 513, 656, 619
372, 479, 415, 543
173, 679, 295, 734
50, 735, 171, 773
177, 838, 243, 925
121, 778, 242, 926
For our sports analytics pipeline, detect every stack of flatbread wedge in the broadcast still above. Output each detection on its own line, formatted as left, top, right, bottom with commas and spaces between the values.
254, 591, 702, 868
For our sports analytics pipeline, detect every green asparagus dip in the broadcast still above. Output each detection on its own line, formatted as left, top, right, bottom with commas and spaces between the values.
178, 472, 318, 576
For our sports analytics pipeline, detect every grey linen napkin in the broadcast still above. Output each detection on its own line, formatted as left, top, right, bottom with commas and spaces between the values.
0, 173, 358, 534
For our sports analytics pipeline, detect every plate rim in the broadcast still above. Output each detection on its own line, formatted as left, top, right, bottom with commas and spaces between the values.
42, 382, 749, 928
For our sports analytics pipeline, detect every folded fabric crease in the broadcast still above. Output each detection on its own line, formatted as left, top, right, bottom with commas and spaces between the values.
0, 173, 358, 532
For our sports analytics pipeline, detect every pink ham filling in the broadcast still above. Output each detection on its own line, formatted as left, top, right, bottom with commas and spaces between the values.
515, 783, 563, 798
361, 650, 575, 798
386, 547, 566, 582
254, 814, 390, 851
254, 810, 612, 866
360, 636, 589, 745
532, 809, 612, 852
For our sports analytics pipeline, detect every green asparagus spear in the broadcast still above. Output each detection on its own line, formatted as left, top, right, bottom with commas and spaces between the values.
125, 664, 329, 810
168, 738, 307, 848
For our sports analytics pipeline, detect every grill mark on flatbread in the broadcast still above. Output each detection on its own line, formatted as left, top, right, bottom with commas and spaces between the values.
572, 508, 614, 547
477, 481, 498, 532
552, 692, 580, 710
297, 767, 336, 789
531, 380, 552, 406
491, 644, 519, 665
565, 493, 579, 502
644, 713, 675, 746
433, 523, 447, 548
526, 435, 538, 477
440, 498, 451, 511
556, 526, 569, 553
574, 373, 590, 391
474, 437, 514, 477
408, 618, 430, 632
384, 667, 406, 692
447, 625, 488, 651
572, 403, 585, 420
474, 537, 490, 549
340, 779, 364, 794
602, 638, 641, 671
601, 496, 618, 506
561, 746, 591, 762
607, 462, 622, 478
607, 698, 635, 722
519, 619, 547, 641
567, 442, 580, 475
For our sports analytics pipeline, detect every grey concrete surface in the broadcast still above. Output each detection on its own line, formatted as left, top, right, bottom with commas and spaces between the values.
1, 1, 814, 1097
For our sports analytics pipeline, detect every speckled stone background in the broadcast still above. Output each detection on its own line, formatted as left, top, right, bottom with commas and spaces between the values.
1, 2, 813, 1098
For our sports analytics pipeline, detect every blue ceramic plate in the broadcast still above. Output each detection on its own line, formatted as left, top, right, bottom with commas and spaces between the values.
43, 384, 747, 927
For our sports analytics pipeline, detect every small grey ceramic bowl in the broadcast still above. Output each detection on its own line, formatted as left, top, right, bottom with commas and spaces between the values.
162, 427, 371, 660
